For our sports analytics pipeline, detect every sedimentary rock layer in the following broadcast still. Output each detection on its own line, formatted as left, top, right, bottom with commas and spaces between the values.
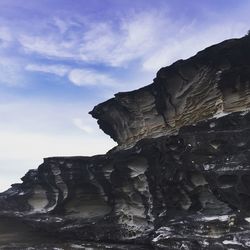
0, 154, 154, 244
90, 36, 250, 149
1, 111, 250, 248
1, 36, 250, 249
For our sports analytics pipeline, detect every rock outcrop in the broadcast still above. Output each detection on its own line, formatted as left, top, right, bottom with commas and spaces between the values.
90, 36, 250, 149
1, 35, 250, 249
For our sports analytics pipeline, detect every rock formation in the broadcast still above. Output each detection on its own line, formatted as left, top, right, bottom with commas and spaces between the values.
90, 36, 250, 150
1, 35, 250, 249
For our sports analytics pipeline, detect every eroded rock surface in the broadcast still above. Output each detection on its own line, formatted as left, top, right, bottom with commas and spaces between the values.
0, 155, 154, 244
90, 36, 250, 149
1, 36, 250, 249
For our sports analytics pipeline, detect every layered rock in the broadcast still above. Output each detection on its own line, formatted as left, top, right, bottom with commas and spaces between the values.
1, 36, 250, 249
0, 155, 153, 244
90, 36, 250, 149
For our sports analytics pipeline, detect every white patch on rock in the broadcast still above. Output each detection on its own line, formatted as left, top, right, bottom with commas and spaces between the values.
200, 215, 229, 222
213, 111, 229, 119
240, 110, 250, 116
28, 185, 49, 213
209, 122, 216, 128
203, 164, 215, 171
244, 217, 250, 223
223, 238, 243, 246
153, 227, 172, 242
70, 244, 85, 249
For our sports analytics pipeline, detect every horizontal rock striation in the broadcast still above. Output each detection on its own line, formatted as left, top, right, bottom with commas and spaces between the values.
2, 111, 250, 248
1, 36, 250, 249
90, 36, 250, 149
0, 156, 153, 243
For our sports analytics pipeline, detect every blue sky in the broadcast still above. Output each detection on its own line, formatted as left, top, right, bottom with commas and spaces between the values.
0, 0, 249, 191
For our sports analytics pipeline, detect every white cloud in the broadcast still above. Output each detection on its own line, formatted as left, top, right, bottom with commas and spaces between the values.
53, 17, 70, 34
26, 63, 70, 77
52, 16, 83, 34
16, 11, 167, 68
79, 11, 166, 67
73, 117, 94, 133
142, 22, 249, 72
25, 63, 116, 87
0, 99, 94, 134
15, 10, 249, 77
68, 68, 115, 86
18, 34, 79, 59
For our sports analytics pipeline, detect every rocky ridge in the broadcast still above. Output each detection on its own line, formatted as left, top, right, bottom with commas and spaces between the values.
1, 36, 250, 249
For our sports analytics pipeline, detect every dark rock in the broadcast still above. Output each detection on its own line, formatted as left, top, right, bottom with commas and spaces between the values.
1, 36, 250, 249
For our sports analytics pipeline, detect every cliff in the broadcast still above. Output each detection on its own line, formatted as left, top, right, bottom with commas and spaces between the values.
90, 36, 250, 149
1, 35, 250, 249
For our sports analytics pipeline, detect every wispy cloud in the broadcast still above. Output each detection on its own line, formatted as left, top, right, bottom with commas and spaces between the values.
16, 11, 167, 68
79, 11, 166, 67
72, 117, 94, 133
19, 34, 79, 59
26, 63, 70, 77
68, 68, 115, 86
17, 9, 250, 75
0, 4, 248, 90
142, 22, 249, 72
25, 63, 116, 86
0, 99, 96, 134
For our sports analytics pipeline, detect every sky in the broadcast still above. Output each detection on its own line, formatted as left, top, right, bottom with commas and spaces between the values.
0, 0, 249, 191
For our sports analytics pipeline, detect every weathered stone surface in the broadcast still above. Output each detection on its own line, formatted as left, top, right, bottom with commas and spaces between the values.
1, 110, 250, 248
90, 36, 250, 149
1, 36, 250, 249
0, 155, 154, 244
0, 216, 151, 250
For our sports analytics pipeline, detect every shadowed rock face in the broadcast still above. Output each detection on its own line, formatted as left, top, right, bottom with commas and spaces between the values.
1, 36, 250, 249
0, 155, 154, 244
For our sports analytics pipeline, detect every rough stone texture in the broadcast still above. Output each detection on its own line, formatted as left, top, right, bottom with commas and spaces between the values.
0, 155, 154, 246
1, 36, 250, 249
90, 36, 250, 149
0, 216, 151, 249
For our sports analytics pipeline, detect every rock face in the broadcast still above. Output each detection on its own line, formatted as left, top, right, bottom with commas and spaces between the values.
1, 36, 250, 249
90, 36, 250, 149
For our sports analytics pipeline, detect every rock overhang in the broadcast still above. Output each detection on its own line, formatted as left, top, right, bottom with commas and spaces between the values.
90, 36, 250, 150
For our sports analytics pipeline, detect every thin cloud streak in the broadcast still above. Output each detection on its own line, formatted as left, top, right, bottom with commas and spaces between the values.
73, 118, 94, 134
26, 64, 70, 77
68, 68, 115, 86
142, 21, 249, 72
25, 63, 116, 86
